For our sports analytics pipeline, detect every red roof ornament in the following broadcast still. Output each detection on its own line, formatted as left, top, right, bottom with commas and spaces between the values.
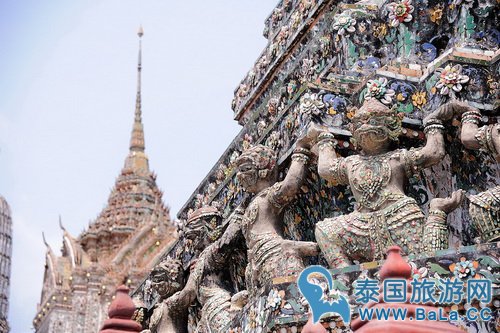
99, 285, 142, 333
352, 246, 462, 333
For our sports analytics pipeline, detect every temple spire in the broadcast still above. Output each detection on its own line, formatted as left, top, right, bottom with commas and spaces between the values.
58, 215, 65, 231
130, 26, 145, 152
42, 232, 50, 249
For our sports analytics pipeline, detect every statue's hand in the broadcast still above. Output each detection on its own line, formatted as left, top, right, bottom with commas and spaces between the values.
282, 240, 320, 256
425, 100, 476, 124
230, 290, 249, 311
297, 123, 329, 149
429, 189, 465, 214
424, 103, 455, 124
449, 100, 475, 116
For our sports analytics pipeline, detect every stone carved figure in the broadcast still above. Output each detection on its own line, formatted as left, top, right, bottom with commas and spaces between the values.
458, 101, 500, 242
307, 99, 465, 270
183, 205, 249, 333
147, 205, 249, 333
147, 257, 195, 333
235, 144, 319, 291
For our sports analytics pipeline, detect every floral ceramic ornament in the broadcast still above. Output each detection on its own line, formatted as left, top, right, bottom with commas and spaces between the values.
411, 91, 427, 110
242, 133, 253, 151
257, 120, 267, 137
301, 58, 315, 80
266, 97, 279, 116
449, 257, 480, 279
409, 262, 428, 279
435, 64, 470, 96
256, 55, 269, 75
387, 0, 414, 27
299, 93, 325, 116
265, 131, 282, 151
277, 25, 290, 47
287, 80, 298, 96
265, 289, 282, 310
429, 4, 444, 23
271, 7, 283, 27
364, 77, 396, 105
332, 13, 357, 35
299, 0, 314, 17
237, 83, 250, 98
290, 11, 301, 30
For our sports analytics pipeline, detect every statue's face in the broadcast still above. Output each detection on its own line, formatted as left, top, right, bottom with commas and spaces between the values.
352, 114, 391, 154
185, 216, 219, 250
235, 145, 277, 193
236, 162, 259, 193
184, 219, 204, 241
150, 260, 183, 300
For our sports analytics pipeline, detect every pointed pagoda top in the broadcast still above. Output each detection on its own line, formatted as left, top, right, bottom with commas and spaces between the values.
79, 26, 171, 254
130, 26, 145, 153
124, 26, 150, 174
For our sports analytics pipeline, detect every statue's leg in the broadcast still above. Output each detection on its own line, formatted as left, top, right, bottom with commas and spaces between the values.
281, 240, 319, 276
385, 199, 426, 256
315, 213, 371, 269
423, 189, 466, 252
469, 186, 500, 242
422, 211, 448, 252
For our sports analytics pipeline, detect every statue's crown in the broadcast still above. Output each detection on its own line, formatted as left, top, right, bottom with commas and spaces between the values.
352, 98, 398, 121
236, 144, 277, 171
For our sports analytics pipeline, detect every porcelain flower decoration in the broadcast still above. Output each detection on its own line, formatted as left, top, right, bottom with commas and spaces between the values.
299, 93, 325, 116
449, 257, 479, 279
435, 64, 469, 96
266, 289, 282, 310
387, 0, 414, 27
333, 13, 357, 35
364, 77, 395, 105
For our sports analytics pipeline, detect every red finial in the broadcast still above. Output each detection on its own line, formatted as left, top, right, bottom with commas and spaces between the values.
100, 285, 142, 333
352, 246, 463, 333
378, 246, 412, 280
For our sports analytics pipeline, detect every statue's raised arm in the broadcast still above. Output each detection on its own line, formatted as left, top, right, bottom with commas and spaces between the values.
235, 144, 319, 292
455, 100, 500, 161
311, 98, 464, 272
453, 101, 500, 242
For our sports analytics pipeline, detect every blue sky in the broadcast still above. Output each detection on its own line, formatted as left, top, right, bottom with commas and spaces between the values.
0, 1, 277, 331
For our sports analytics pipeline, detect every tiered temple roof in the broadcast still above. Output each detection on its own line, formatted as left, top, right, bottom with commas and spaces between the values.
34, 28, 177, 333
79, 26, 171, 262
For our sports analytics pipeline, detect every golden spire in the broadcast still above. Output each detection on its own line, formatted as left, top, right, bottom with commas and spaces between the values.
130, 25, 145, 152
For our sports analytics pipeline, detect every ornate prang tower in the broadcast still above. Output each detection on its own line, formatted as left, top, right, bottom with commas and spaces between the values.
132, 1, 498, 332
0, 196, 12, 333
33, 27, 177, 333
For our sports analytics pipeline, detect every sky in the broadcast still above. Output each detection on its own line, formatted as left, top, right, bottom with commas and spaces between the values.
0, 1, 277, 331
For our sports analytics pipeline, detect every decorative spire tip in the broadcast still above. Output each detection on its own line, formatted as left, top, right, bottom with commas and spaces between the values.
58, 215, 65, 231
42, 232, 48, 247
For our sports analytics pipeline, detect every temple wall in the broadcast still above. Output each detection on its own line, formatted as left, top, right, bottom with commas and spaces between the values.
134, 0, 499, 332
